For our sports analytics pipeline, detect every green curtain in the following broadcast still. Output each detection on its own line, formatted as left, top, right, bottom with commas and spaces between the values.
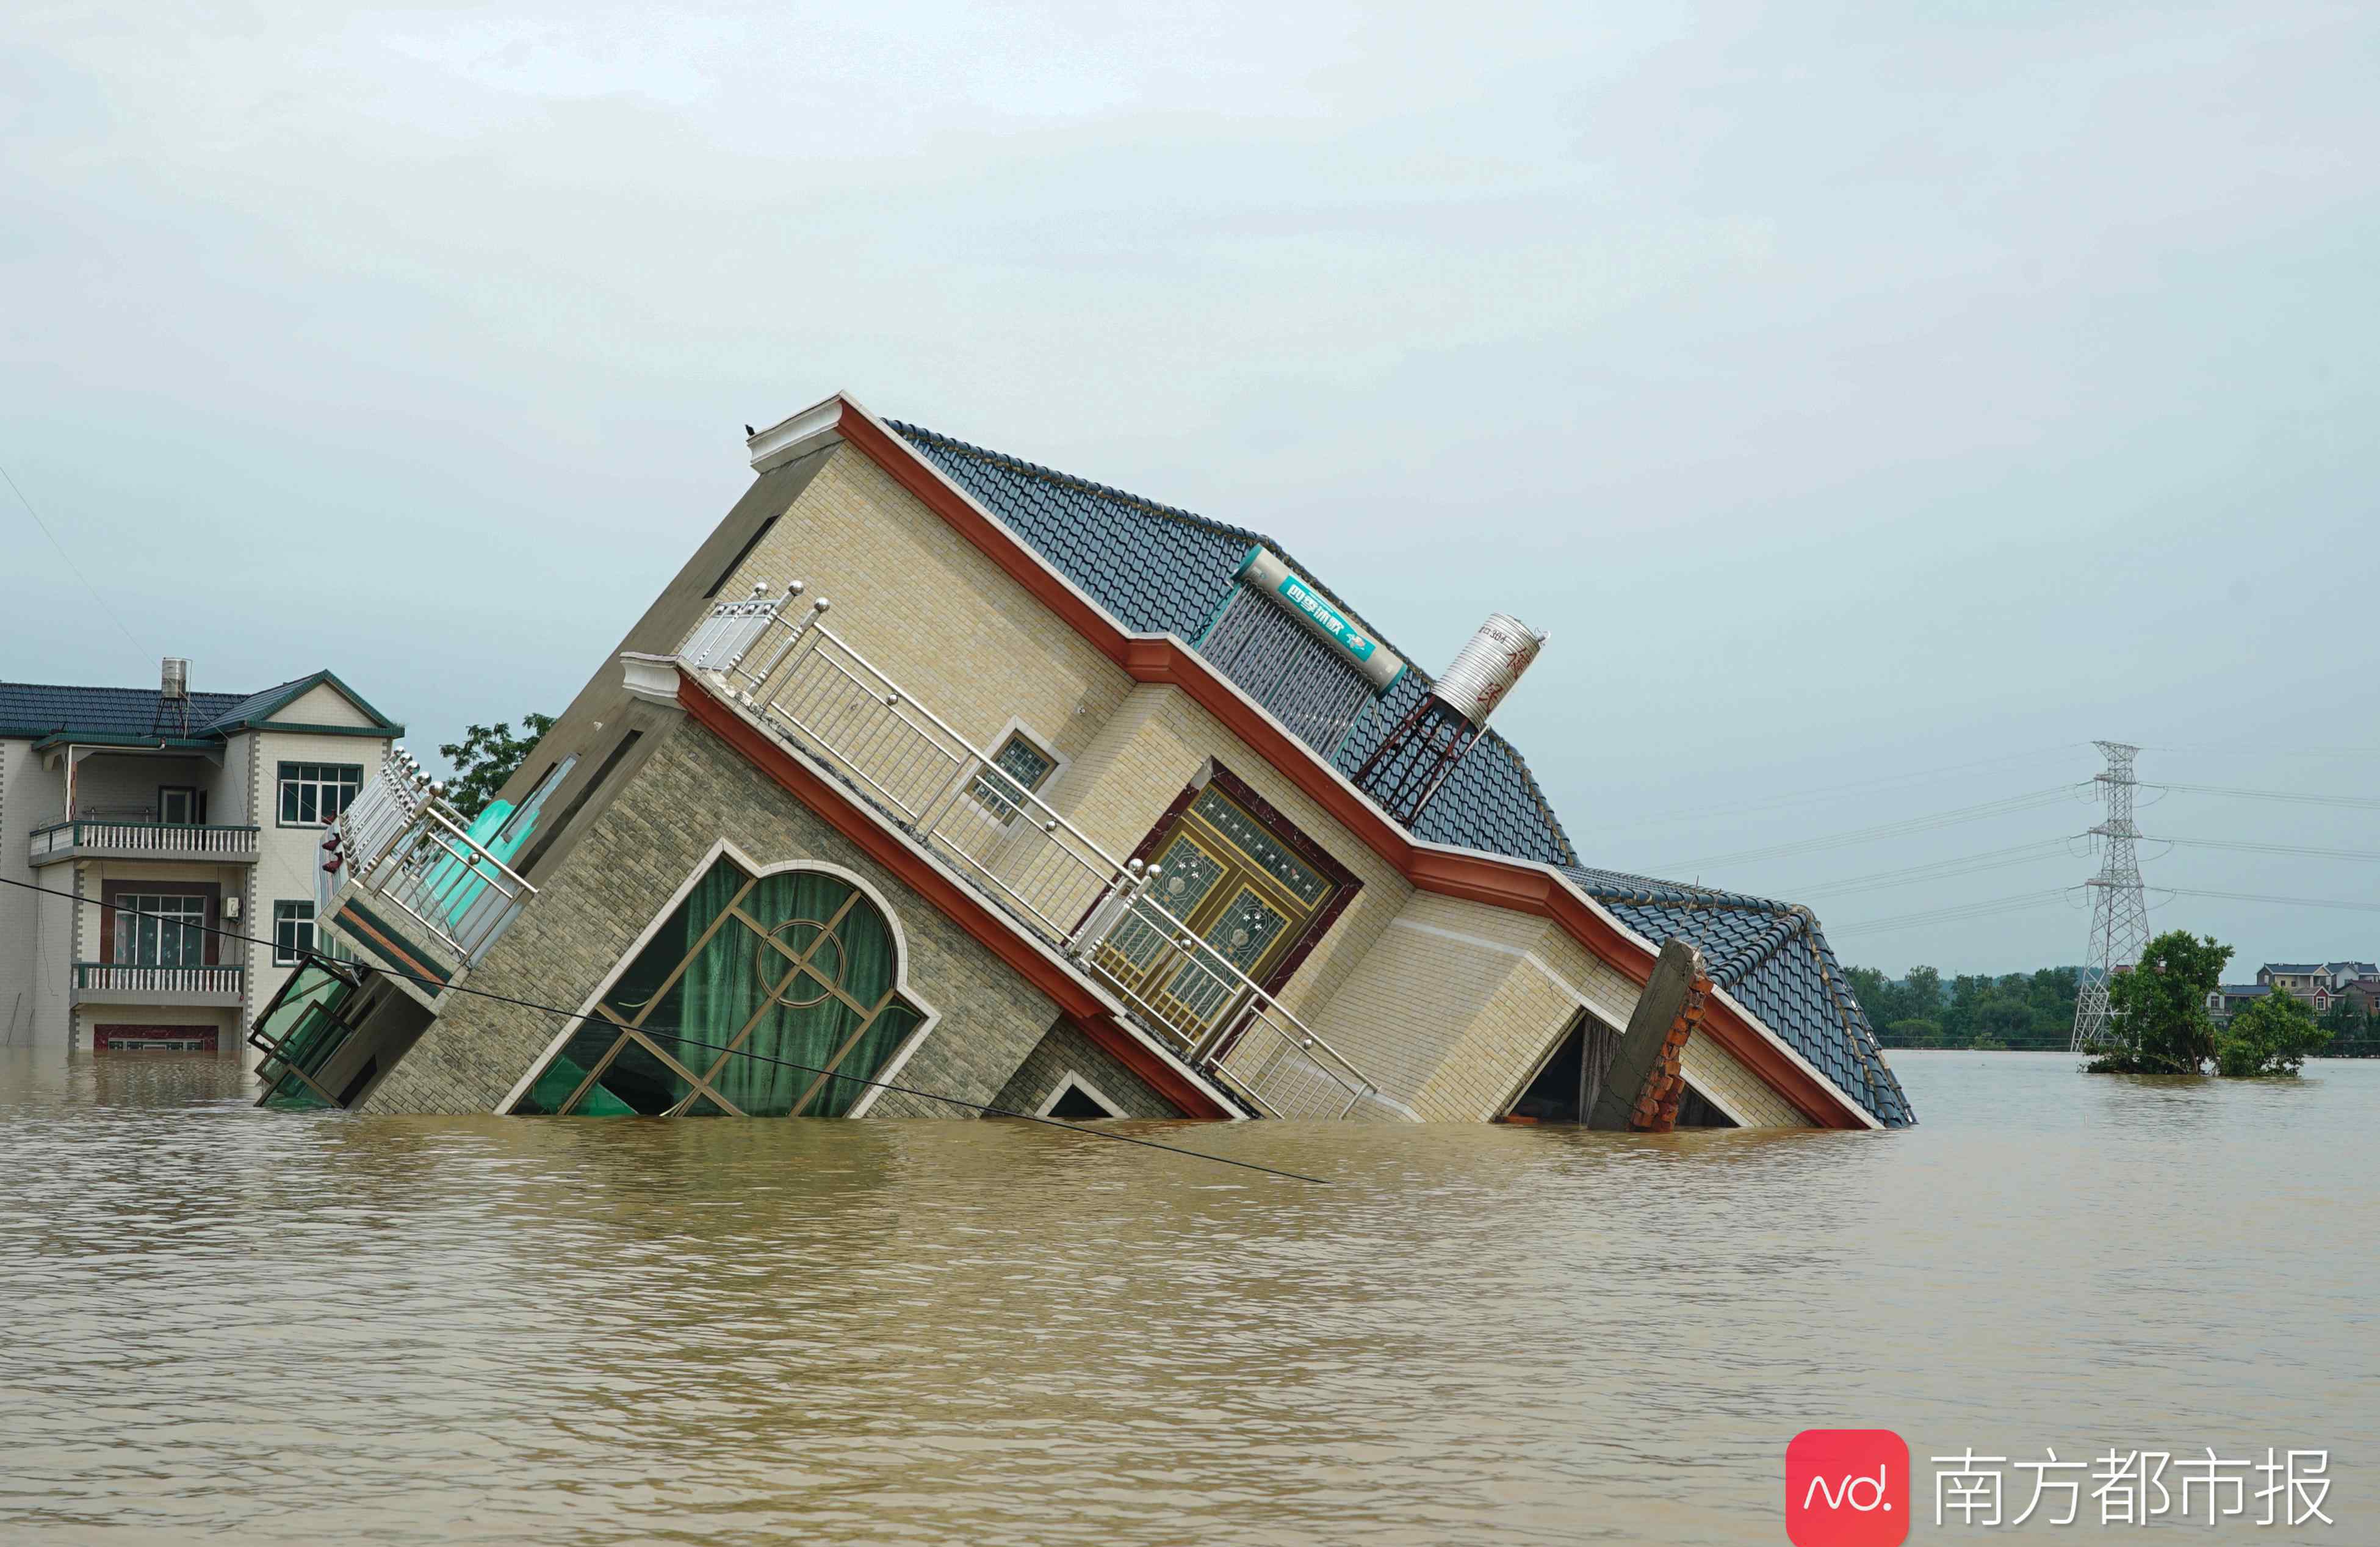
517, 857, 922, 1119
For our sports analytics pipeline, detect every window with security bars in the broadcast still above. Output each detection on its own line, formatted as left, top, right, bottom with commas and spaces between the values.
114, 895, 207, 967
968, 731, 1058, 823
278, 762, 363, 826
273, 901, 316, 965
511, 857, 928, 1118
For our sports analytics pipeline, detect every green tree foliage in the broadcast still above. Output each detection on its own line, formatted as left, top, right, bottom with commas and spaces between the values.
2087, 931, 2230, 1074
1853, 964, 2079, 1050
438, 713, 557, 820
2218, 991, 2332, 1077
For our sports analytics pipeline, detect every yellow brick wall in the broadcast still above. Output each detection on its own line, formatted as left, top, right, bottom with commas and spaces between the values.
1681, 1033, 1812, 1128
1044, 683, 1414, 1023
721, 445, 1133, 764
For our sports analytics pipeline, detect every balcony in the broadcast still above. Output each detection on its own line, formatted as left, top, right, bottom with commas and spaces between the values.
318, 760, 536, 989
30, 820, 260, 866
73, 962, 246, 1006
679, 585, 1388, 1120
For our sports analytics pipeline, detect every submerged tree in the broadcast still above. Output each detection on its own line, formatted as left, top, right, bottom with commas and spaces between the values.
438, 713, 557, 819
2217, 991, 2332, 1078
2085, 930, 2229, 1075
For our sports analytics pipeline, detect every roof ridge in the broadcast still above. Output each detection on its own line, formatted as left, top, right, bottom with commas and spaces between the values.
887, 420, 1268, 549
1, 679, 250, 701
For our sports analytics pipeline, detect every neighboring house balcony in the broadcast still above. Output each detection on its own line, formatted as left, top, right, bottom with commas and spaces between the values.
72, 961, 246, 1007
29, 818, 261, 866
664, 584, 1386, 1120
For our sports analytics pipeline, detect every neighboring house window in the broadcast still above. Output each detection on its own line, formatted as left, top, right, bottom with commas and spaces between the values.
278, 762, 363, 826
969, 730, 1059, 822
157, 786, 203, 825
115, 895, 207, 967
274, 901, 316, 966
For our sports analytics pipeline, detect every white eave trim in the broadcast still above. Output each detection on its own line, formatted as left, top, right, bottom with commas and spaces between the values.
748, 394, 847, 473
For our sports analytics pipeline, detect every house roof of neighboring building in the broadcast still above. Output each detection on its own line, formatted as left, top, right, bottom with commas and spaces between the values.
884, 417, 1911, 1127
0, 673, 400, 744
2262, 962, 2322, 974
2220, 984, 2271, 998
2323, 961, 2377, 975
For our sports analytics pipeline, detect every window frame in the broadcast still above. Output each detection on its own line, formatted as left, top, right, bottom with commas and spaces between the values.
497, 840, 941, 1119
273, 900, 317, 967
276, 762, 364, 828
110, 892, 211, 968
964, 719, 1065, 826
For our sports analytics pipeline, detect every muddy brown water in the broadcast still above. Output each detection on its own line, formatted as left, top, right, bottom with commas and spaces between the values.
0, 1050, 2370, 1543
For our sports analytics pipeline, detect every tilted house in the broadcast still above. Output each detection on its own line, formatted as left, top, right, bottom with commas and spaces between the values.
250, 394, 1913, 1130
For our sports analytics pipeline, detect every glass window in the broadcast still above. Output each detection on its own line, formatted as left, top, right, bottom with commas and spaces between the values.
273, 901, 316, 966
513, 857, 929, 1119
969, 730, 1058, 822
278, 762, 363, 826
114, 895, 206, 967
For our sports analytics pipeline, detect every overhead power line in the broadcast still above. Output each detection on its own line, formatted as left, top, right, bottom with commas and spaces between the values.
1, 460, 145, 660
1796, 836, 2082, 899
1618, 741, 2088, 832
2160, 886, 2380, 915
2146, 835, 2380, 863
2143, 781, 2380, 811
1657, 783, 2088, 873
0, 874, 1327, 1185
1826, 887, 2076, 936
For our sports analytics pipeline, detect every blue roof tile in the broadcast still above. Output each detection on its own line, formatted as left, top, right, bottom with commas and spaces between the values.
0, 682, 251, 741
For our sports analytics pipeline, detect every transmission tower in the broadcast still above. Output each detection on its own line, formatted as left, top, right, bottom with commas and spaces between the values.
2071, 741, 2151, 1052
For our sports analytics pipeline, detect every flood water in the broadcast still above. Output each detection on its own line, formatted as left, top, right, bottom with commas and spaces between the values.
0, 1050, 2370, 1544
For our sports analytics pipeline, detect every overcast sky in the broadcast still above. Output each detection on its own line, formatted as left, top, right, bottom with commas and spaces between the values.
5, 2, 2375, 976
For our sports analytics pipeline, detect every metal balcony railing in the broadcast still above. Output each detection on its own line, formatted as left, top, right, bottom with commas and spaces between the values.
321, 754, 536, 969
29, 821, 260, 863
681, 585, 1386, 1120
74, 962, 245, 998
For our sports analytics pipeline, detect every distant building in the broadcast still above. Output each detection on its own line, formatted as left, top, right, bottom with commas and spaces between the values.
0, 664, 401, 1055
2219, 962, 2379, 1022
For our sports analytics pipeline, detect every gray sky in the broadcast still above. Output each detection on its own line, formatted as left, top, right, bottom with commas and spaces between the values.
5, 2, 2375, 976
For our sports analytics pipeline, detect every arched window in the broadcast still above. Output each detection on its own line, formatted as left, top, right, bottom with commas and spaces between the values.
513, 853, 931, 1117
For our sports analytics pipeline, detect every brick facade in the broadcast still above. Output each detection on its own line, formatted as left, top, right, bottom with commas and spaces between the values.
359, 715, 1066, 1117
993, 1020, 1185, 1119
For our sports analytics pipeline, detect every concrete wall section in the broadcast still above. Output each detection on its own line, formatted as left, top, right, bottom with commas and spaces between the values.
360, 716, 1066, 1118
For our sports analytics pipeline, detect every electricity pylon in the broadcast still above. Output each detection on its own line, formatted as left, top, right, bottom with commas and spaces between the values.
2070, 741, 2151, 1053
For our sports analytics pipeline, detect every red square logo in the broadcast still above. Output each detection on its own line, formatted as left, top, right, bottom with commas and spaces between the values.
1786, 1429, 1909, 1546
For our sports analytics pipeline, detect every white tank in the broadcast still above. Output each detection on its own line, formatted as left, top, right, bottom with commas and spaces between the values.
1429, 614, 1545, 725
159, 657, 190, 701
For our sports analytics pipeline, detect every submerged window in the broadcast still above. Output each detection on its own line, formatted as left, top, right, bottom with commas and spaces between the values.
514, 856, 929, 1117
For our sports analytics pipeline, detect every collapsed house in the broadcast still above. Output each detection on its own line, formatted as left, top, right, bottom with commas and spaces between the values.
248, 394, 1914, 1130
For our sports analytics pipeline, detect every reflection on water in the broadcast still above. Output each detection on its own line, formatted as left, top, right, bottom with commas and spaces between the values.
0, 1050, 2370, 1544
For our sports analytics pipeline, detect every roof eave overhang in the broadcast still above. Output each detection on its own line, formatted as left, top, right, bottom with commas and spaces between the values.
752, 394, 1878, 1131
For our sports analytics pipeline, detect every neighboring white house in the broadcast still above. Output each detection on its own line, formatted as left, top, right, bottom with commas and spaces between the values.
1, 661, 400, 1058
